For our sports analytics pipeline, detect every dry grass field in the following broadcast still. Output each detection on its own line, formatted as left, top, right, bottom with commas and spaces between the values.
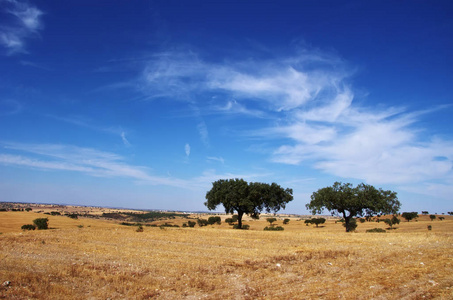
1, 208, 452, 299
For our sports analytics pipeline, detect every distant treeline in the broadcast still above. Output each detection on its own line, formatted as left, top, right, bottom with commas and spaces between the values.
102, 211, 189, 222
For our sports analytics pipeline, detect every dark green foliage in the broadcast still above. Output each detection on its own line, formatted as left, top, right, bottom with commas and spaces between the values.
429, 214, 436, 221
366, 228, 386, 233
266, 217, 277, 225
197, 219, 209, 227
283, 218, 290, 224
306, 182, 400, 232
401, 212, 418, 222
427, 225, 432, 231
225, 218, 235, 225
205, 179, 293, 229
422, 211, 429, 215
207, 216, 221, 225
448, 212, 453, 216
136, 225, 144, 232
359, 218, 366, 223
264, 226, 284, 231
187, 221, 196, 228
306, 217, 326, 227
33, 218, 49, 230
439, 217, 445, 221
21, 224, 36, 230
50, 211, 61, 216
25, 208, 32, 212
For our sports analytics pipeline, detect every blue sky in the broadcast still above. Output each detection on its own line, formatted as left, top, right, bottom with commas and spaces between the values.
1, 0, 452, 214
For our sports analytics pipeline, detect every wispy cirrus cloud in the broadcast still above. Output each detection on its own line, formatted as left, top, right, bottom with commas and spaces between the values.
0, 0, 43, 54
0, 142, 270, 191
139, 47, 453, 194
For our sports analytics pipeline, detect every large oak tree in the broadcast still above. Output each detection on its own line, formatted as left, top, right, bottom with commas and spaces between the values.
306, 182, 400, 232
205, 179, 293, 229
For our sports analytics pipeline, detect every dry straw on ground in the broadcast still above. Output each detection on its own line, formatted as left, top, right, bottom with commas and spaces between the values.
1, 211, 452, 299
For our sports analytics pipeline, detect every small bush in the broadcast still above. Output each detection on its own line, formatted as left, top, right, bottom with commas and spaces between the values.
50, 211, 61, 216
207, 216, 221, 225
21, 224, 36, 231
366, 228, 386, 233
136, 225, 144, 232
187, 221, 196, 228
359, 218, 366, 223
33, 218, 49, 230
197, 219, 209, 227
264, 226, 284, 231
67, 213, 78, 219
429, 215, 436, 221
427, 225, 432, 231
283, 218, 290, 224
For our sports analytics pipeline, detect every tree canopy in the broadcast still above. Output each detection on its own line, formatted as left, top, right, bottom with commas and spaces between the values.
306, 182, 400, 232
205, 178, 293, 229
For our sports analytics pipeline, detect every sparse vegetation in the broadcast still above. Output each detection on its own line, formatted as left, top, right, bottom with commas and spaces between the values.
283, 218, 290, 224
263, 225, 284, 231
366, 228, 386, 233
430, 214, 436, 221
0, 205, 452, 299
383, 215, 400, 229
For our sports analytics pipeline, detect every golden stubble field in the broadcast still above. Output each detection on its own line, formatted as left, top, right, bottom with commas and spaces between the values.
0, 210, 452, 299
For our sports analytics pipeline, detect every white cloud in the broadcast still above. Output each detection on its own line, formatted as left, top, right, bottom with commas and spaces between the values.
207, 156, 224, 164
121, 132, 131, 147
139, 48, 453, 191
185, 143, 190, 157
0, 0, 43, 54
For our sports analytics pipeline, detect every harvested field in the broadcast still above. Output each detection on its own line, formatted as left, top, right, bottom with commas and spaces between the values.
1, 210, 452, 299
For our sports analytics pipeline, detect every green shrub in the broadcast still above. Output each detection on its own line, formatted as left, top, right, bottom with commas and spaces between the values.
429, 215, 436, 221
21, 224, 36, 231
187, 221, 196, 227
67, 213, 78, 219
283, 218, 290, 224
366, 228, 386, 233
264, 226, 284, 231
33, 218, 49, 230
427, 225, 432, 231
197, 219, 209, 227
136, 225, 144, 232
207, 216, 221, 225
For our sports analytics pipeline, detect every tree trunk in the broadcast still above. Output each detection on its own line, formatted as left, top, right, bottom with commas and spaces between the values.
237, 211, 244, 229
343, 212, 350, 232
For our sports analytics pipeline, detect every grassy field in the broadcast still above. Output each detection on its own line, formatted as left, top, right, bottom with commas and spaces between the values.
1, 209, 452, 299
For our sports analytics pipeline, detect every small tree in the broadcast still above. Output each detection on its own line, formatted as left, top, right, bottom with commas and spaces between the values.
401, 212, 418, 222
383, 215, 400, 229
33, 218, 49, 230
266, 217, 277, 226
304, 219, 312, 226
283, 218, 290, 225
429, 214, 436, 221
439, 216, 445, 221
422, 211, 429, 215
